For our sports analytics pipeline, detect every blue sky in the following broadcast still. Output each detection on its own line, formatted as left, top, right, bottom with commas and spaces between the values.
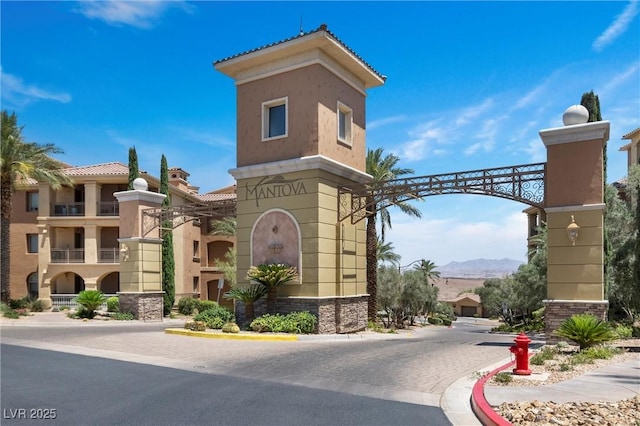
2, 1, 639, 267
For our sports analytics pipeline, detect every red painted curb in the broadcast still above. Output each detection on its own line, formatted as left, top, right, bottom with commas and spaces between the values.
471, 360, 514, 426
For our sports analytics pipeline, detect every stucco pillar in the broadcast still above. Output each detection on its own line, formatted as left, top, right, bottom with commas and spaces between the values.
37, 224, 52, 308
114, 178, 166, 321
85, 181, 98, 217
540, 106, 610, 343
85, 224, 98, 264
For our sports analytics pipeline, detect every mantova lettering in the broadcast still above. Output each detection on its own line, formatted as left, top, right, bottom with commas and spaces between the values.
246, 175, 307, 207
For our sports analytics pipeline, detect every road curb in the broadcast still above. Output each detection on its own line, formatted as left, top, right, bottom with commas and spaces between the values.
165, 328, 299, 341
470, 360, 514, 426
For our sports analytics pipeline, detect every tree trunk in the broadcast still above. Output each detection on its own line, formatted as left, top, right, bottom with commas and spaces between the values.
266, 286, 277, 314
245, 302, 255, 323
1, 179, 12, 303
366, 206, 378, 321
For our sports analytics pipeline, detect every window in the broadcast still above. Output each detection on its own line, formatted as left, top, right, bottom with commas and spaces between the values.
193, 276, 200, 292
193, 241, 200, 262
262, 97, 288, 140
27, 192, 39, 212
27, 234, 38, 253
337, 102, 353, 145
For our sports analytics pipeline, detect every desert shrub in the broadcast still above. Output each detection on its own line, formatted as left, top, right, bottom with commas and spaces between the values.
3, 309, 20, 319
633, 325, 640, 338
433, 302, 456, 321
193, 305, 233, 329
184, 321, 206, 331
74, 305, 92, 319
442, 318, 452, 326
492, 323, 515, 332
493, 372, 513, 384
613, 324, 633, 339
367, 321, 384, 333
177, 297, 199, 315
106, 296, 119, 313
530, 346, 557, 365
9, 297, 30, 310
250, 312, 317, 334
572, 346, 621, 364
554, 314, 617, 350
29, 299, 44, 312
111, 312, 134, 321
427, 316, 443, 325
74, 290, 107, 319
197, 300, 219, 313
222, 322, 240, 333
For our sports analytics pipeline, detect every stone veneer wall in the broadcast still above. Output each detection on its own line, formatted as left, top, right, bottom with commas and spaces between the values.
544, 300, 608, 344
235, 296, 368, 334
118, 292, 164, 322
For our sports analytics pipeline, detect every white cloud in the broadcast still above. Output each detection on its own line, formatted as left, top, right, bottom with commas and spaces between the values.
455, 98, 494, 127
522, 137, 546, 163
74, 0, 193, 29
1, 69, 71, 108
593, 1, 639, 52
597, 62, 640, 98
384, 211, 528, 266
368, 115, 406, 130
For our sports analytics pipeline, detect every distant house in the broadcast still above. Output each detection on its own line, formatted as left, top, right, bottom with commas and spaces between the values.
445, 293, 485, 317
9, 161, 236, 310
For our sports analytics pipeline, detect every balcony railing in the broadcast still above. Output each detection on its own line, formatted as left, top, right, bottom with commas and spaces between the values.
51, 249, 85, 263
51, 294, 116, 310
99, 248, 120, 263
52, 203, 85, 216
98, 201, 119, 216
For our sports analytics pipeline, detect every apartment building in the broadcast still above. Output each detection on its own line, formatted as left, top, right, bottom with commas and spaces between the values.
9, 161, 236, 309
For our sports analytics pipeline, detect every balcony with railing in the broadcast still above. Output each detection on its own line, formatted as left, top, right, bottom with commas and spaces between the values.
51, 249, 85, 263
99, 248, 120, 263
51, 294, 116, 310
52, 203, 85, 217
98, 201, 119, 216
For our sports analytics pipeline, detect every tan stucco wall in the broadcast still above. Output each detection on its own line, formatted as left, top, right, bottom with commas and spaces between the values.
236, 64, 366, 171
235, 168, 366, 298
118, 239, 162, 292
8, 189, 39, 299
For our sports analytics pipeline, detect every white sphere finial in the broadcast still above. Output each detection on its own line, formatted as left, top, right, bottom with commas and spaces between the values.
562, 105, 589, 126
132, 177, 148, 191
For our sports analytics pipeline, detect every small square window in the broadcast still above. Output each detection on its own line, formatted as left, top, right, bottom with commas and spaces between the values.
27, 192, 39, 212
27, 234, 38, 253
193, 240, 200, 257
337, 102, 352, 145
262, 97, 288, 140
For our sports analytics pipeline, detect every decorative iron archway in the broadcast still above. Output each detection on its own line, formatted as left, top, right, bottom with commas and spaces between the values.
338, 162, 546, 224
141, 199, 236, 237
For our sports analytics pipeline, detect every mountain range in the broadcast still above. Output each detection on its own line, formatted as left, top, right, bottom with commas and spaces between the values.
435, 258, 524, 279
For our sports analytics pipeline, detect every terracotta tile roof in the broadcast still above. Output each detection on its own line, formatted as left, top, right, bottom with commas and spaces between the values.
446, 293, 481, 303
196, 193, 236, 202
214, 24, 385, 82
62, 162, 131, 176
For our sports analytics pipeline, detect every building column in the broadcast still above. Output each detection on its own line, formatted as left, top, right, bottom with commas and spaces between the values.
85, 224, 98, 264
540, 106, 610, 343
114, 178, 166, 321
85, 181, 99, 217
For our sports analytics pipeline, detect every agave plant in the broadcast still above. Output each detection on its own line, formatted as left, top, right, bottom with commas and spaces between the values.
246, 264, 298, 314
74, 290, 107, 319
554, 314, 617, 350
224, 285, 267, 323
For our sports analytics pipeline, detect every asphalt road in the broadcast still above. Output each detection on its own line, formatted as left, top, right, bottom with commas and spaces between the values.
0, 318, 522, 425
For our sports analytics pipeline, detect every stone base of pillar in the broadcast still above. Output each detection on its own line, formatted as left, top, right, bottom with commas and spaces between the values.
118, 292, 164, 322
544, 299, 608, 344
235, 295, 368, 334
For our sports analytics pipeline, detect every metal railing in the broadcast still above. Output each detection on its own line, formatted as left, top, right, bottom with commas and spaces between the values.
98, 248, 119, 263
51, 249, 85, 263
98, 201, 119, 216
52, 203, 85, 216
51, 294, 117, 310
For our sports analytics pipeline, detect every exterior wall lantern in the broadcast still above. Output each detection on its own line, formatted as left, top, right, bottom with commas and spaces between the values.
566, 215, 580, 246
119, 243, 130, 262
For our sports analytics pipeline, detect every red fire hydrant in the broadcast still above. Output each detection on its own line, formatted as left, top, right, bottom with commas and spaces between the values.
509, 332, 532, 375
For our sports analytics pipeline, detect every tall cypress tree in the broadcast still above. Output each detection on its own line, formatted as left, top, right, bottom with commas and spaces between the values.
127, 146, 139, 190
160, 154, 175, 316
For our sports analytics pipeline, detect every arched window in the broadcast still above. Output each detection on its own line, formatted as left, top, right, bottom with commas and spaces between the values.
27, 272, 38, 299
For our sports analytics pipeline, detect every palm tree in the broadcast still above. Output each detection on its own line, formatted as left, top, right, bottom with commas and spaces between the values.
413, 259, 441, 286
246, 263, 297, 314
224, 284, 267, 323
376, 237, 401, 266
1, 111, 72, 303
209, 216, 236, 236
365, 148, 422, 320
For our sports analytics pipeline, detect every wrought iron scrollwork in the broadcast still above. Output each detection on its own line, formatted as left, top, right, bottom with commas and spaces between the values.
141, 199, 237, 237
338, 162, 546, 224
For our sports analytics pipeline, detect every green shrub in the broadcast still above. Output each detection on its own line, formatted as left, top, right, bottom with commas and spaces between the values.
574, 345, 621, 363
29, 299, 44, 312
492, 323, 515, 332
74, 305, 93, 319
427, 316, 443, 325
613, 324, 633, 339
559, 363, 572, 372
249, 312, 317, 334
530, 346, 557, 365
442, 318, 452, 326
554, 314, 617, 350
177, 297, 199, 315
106, 297, 119, 313
222, 322, 240, 333
184, 321, 206, 331
3, 310, 20, 319
493, 372, 513, 384
9, 297, 30, 310
193, 305, 233, 329
74, 290, 107, 319
111, 312, 134, 321
197, 300, 219, 313
633, 326, 640, 338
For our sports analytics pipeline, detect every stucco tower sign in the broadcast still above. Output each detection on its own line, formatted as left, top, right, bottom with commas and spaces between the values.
215, 25, 385, 333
